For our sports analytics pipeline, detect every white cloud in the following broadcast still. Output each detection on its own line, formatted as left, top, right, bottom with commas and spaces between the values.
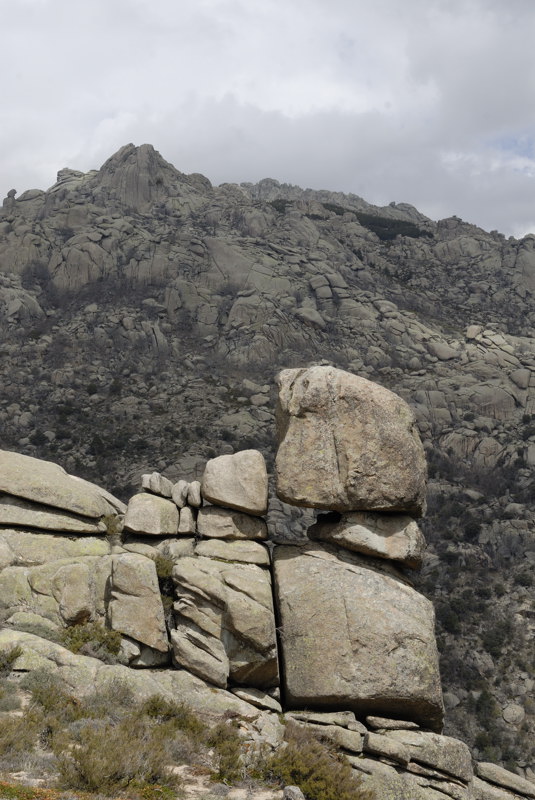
1, 0, 535, 235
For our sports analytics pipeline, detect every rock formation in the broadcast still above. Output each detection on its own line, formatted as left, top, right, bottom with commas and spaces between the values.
275, 366, 427, 515
0, 369, 533, 799
1, 142, 534, 777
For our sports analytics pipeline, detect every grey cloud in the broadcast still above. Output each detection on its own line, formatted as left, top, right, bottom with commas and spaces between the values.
1, 0, 535, 236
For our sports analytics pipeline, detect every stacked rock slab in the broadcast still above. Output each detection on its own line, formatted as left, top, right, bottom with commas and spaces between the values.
169, 450, 280, 692
0, 451, 169, 667
273, 366, 444, 731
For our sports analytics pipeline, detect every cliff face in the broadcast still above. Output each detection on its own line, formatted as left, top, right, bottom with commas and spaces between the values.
0, 144, 534, 770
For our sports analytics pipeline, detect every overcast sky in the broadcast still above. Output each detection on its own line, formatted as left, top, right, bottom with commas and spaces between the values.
1, 0, 535, 237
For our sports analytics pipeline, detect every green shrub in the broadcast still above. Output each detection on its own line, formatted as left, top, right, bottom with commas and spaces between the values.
141, 694, 206, 741
0, 646, 22, 674
154, 554, 174, 580
59, 620, 122, 661
207, 720, 243, 784
263, 724, 372, 800
0, 713, 41, 770
269, 199, 292, 214
53, 715, 181, 795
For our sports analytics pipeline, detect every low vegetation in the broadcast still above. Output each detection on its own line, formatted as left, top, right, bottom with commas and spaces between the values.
0, 667, 377, 799
260, 723, 372, 800
59, 621, 122, 663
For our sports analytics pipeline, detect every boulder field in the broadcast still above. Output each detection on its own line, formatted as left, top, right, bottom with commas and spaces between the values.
0, 366, 532, 800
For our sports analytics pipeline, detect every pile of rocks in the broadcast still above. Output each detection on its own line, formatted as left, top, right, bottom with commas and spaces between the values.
273, 366, 444, 732
0, 366, 534, 799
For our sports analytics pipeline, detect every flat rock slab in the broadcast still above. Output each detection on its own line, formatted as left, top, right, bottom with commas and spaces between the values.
384, 729, 473, 783
201, 450, 268, 516
0, 449, 123, 518
309, 511, 426, 569
195, 538, 270, 566
275, 366, 427, 515
0, 494, 106, 535
197, 506, 268, 540
273, 542, 443, 731
476, 762, 535, 798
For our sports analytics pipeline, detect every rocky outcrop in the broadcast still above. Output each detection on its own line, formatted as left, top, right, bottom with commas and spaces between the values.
0, 378, 535, 800
274, 366, 442, 732
171, 551, 278, 689
0, 449, 125, 521
273, 542, 443, 730
275, 366, 427, 515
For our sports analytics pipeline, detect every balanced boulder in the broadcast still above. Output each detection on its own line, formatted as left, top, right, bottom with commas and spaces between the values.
275, 367, 427, 515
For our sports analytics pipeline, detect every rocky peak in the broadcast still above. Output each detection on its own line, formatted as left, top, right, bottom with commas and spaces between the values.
94, 142, 190, 212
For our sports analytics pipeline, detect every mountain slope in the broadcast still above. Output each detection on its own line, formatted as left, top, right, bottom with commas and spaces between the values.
1, 143, 534, 773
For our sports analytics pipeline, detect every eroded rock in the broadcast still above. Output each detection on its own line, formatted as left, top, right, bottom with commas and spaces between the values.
275, 367, 427, 515
273, 541, 443, 730
201, 450, 268, 516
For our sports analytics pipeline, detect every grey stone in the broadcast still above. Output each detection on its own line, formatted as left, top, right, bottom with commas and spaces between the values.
178, 505, 196, 534
273, 542, 443, 731
172, 555, 278, 690
108, 554, 168, 652
194, 538, 270, 565
366, 715, 420, 730
364, 731, 410, 766
285, 710, 364, 731
142, 472, 173, 497
171, 480, 189, 508
476, 762, 535, 798
384, 730, 473, 782
201, 450, 268, 516
0, 450, 124, 518
187, 480, 202, 508
283, 787, 306, 800
123, 493, 179, 535
275, 367, 427, 515
0, 494, 106, 535
309, 511, 426, 569
231, 687, 282, 712
197, 506, 268, 540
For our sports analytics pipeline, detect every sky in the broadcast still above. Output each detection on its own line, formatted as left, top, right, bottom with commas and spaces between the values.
1, 0, 535, 237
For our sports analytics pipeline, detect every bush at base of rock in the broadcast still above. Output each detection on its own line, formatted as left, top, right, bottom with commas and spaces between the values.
59, 620, 123, 662
262, 723, 373, 800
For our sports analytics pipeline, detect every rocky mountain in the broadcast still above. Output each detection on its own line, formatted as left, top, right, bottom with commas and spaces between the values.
0, 143, 534, 772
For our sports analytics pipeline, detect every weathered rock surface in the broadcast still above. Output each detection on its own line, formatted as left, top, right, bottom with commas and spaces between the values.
201, 450, 268, 516
275, 367, 427, 514
194, 538, 271, 565
0, 449, 124, 518
0, 494, 106, 534
0, 628, 278, 734
383, 729, 473, 782
171, 554, 278, 689
273, 541, 443, 730
123, 492, 179, 535
308, 510, 426, 568
108, 553, 168, 652
476, 763, 535, 798
197, 505, 268, 540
